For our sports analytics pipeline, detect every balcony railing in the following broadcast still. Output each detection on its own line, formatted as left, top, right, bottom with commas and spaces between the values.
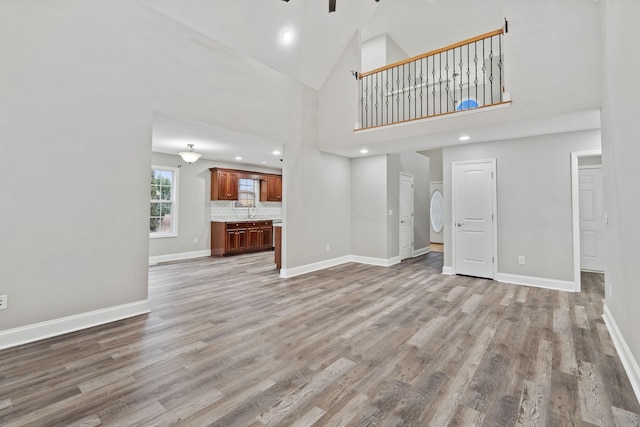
357, 28, 506, 130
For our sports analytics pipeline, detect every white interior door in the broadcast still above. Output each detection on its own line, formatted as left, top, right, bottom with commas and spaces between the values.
453, 160, 495, 279
579, 167, 604, 271
400, 173, 414, 261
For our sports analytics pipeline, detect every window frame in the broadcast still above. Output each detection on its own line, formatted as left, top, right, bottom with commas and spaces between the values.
234, 178, 258, 208
150, 165, 179, 239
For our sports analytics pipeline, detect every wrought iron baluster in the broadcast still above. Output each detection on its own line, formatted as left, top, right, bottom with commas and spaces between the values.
371, 75, 375, 126
489, 36, 494, 105
420, 57, 424, 118
402, 64, 405, 121
474, 41, 479, 107
499, 34, 503, 102
407, 65, 411, 120
358, 75, 365, 129
445, 51, 450, 112
439, 52, 443, 114
390, 68, 394, 124
363, 77, 368, 128
385, 70, 389, 125
467, 44, 471, 108
375, 73, 379, 126
459, 46, 464, 111
482, 38, 486, 107
413, 61, 418, 119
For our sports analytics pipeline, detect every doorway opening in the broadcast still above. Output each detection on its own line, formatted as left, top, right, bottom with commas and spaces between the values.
571, 150, 604, 293
399, 173, 414, 261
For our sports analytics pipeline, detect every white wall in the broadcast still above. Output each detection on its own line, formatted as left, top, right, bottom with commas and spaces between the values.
351, 156, 388, 259
319, 32, 361, 156
442, 130, 601, 282
601, 0, 640, 397
386, 152, 431, 257
351, 152, 429, 261
421, 148, 444, 182
0, 0, 329, 340
385, 35, 409, 66
361, 35, 387, 72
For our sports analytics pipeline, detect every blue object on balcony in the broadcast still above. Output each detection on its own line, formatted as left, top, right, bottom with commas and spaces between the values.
457, 98, 480, 110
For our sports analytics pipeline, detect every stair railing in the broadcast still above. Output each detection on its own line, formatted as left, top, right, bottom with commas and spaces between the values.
357, 28, 506, 130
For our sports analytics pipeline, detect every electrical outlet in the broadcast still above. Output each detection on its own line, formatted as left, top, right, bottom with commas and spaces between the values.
388, 210, 393, 216
518, 256, 525, 265
326, 244, 330, 252
0, 295, 7, 310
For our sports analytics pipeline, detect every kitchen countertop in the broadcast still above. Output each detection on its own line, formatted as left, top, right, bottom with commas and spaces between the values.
211, 217, 282, 223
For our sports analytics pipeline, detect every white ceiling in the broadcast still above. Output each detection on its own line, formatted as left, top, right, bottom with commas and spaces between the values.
153, 112, 284, 170
139, 0, 504, 90
145, 0, 508, 163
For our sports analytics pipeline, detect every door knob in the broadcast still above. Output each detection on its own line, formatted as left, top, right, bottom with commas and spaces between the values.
456, 222, 464, 227
401, 220, 406, 224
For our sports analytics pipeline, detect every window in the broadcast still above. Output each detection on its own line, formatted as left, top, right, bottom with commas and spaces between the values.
235, 178, 256, 208
150, 166, 178, 238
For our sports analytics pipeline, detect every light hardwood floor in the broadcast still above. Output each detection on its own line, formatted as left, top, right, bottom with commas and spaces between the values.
1, 252, 639, 426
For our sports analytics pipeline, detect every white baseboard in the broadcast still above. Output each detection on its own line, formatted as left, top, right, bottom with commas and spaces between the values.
0, 300, 151, 350
412, 246, 431, 257
280, 256, 352, 278
442, 266, 454, 275
351, 255, 401, 267
603, 304, 640, 404
280, 254, 405, 278
149, 249, 211, 265
496, 272, 577, 292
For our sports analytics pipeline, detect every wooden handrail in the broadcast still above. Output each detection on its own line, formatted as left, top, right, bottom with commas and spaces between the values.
359, 27, 504, 79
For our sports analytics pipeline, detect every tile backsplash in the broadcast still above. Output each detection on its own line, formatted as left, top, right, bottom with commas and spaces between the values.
210, 201, 282, 221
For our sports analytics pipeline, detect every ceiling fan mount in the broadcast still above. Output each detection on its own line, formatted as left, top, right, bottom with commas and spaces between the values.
282, 0, 380, 13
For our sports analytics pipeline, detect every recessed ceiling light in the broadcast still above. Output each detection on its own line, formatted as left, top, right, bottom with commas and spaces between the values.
261, 161, 267, 164
272, 150, 281, 155
360, 148, 369, 154
280, 28, 294, 45
235, 156, 242, 160
458, 135, 471, 141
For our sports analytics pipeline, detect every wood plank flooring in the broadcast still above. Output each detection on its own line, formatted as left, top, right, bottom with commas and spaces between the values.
1, 252, 639, 426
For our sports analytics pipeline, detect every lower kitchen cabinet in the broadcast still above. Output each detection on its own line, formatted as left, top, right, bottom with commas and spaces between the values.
211, 220, 273, 256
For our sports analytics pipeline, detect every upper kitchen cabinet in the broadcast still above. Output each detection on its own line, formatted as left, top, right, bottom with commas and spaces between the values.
260, 175, 282, 202
210, 168, 238, 200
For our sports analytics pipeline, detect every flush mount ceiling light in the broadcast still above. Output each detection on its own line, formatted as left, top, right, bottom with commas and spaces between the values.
280, 28, 294, 45
272, 150, 281, 155
178, 144, 202, 163
235, 156, 243, 160
360, 148, 369, 154
458, 135, 471, 141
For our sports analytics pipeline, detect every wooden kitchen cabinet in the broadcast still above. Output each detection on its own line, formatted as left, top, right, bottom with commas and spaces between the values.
225, 223, 246, 254
211, 168, 238, 200
260, 175, 282, 202
211, 220, 273, 256
246, 221, 273, 250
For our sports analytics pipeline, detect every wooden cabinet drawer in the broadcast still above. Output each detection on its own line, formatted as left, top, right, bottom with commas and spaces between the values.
226, 222, 247, 229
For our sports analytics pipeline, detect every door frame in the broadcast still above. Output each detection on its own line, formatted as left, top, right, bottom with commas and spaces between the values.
451, 159, 498, 279
399, 172, 414, 261
570, 149, 603, 292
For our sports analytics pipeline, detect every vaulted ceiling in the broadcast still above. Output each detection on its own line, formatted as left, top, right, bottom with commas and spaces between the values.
139, 0, 504, 89
145, 0, 599, 164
